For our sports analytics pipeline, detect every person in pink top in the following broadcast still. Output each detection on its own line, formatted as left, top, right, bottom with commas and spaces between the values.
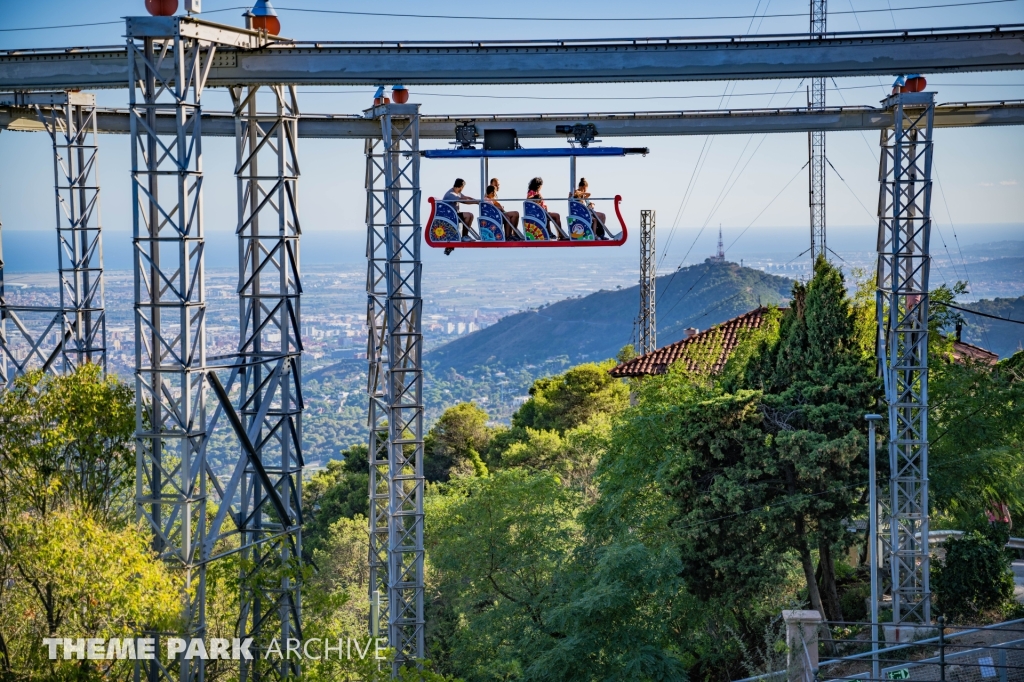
526, 177, 563, 237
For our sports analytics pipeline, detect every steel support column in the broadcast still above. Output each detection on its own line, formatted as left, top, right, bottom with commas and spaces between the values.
638, 209, 656, 355
876, 91, 935, 625
232, 83, 304, 680
128, 23, 213, 682
366, 131, 392, 647
809, 0, 827, 262
0, 91, 106, 383
365, 103, 425, 670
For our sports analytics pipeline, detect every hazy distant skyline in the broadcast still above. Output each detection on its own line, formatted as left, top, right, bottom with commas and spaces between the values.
2, 0, 1022, 274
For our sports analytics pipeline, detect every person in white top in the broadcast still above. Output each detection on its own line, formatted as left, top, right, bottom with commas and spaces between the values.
442, 178, 476, 239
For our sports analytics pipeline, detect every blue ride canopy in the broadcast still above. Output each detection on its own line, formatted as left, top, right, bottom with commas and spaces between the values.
422, 146, 648, 159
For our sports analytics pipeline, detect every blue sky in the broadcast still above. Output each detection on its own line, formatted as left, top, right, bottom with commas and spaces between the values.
1, 0, 1022, 273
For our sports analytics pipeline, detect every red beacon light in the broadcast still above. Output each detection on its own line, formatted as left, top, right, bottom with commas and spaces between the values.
903, 74, 927, 93
146, 0, 178, 16
250, 0, 281, 35
392, 85, 409, 104
893, 74, 927, 94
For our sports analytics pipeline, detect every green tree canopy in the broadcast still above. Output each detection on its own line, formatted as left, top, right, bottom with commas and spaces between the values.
604, 258, 877, 623
0, 365, 135, 521
0, 366, 180, 681
424, 402, 492, 482
512, 361, 628, 435
303, 443, 370, 557
425, 469, 582, 680
928, 342, 1024, 527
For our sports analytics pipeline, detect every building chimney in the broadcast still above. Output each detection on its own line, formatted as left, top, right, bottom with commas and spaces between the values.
684, 327, 699, 339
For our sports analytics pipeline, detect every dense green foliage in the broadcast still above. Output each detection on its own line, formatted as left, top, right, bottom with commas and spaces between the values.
2, 260, 1019, 682
928, 342, 1024, 527
512, 361, 629, 435
303, 444, 371, 557
424, 402, 492, 482
0, 366, 182, 680
426, 469, 583, 679
0, 364, 135, 519
409, 259, 1023, 681
933, 525, 1016, 622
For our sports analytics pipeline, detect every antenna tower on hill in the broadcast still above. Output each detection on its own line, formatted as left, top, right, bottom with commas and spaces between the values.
710, 224, 726, 263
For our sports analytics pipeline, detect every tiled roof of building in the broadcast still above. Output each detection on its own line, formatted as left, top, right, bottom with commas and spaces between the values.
952, 340, 999, 366
610, 306, 779, 378
610, 306, 1002, 380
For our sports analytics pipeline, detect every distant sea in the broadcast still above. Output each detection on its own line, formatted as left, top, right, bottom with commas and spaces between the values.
3, 222, 1022, 274
2, 230, 367, 273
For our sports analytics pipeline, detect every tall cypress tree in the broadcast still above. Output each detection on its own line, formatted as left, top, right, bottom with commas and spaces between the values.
655, 257, 878, 622
753, 256, 878, 620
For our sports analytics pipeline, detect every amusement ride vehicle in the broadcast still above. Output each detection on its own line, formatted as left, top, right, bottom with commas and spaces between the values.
425, 123, 647, 249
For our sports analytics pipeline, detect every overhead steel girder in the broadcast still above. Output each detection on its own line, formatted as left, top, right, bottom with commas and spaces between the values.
2, 100, 1023, 138
1, 19, 1023, 90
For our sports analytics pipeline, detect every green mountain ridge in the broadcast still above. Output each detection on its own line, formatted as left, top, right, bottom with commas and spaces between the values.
426, 260, 795, 374
960, 295, 1024, 358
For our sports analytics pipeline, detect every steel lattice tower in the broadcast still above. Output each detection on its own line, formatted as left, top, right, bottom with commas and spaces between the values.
231, 82, 304, 679
638, 210, 656, 355
875, 91, 935, 625
129, 25, 210, 682
0, 91, 106, 383
128, 16, 280, 681
365, 103, 426, 669
809, 0, 827, 262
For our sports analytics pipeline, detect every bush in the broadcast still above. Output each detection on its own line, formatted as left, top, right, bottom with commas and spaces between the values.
839, 582, 871, 622
933, 529, 1014, 622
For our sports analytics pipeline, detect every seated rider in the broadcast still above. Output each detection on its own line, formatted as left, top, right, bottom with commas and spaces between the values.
484, 184, 521, 240
489, 177, 520, 234
443, 178, 476, 239
526, 177, 563, 238
572, 177, 608, 239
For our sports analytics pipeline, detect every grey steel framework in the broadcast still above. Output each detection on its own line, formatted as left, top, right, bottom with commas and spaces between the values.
2, 11, 1020, 671
4, 24, 1024, 90
231, 83, 304, 680
365, 103, 426, 669
128, 23, 210, 682
638, 210, 656, 355
5, 99, 1024, 140
875, 91, 935, 625
809, 0, 827, 262
0, 91, 106, 383
127, 15, 275, 682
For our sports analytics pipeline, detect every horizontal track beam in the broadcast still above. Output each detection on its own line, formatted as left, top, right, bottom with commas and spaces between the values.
0, 19, 1022, 90
2, 101, 1022, 138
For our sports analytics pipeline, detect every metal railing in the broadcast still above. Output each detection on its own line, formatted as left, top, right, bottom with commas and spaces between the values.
734, 619, 1024, 682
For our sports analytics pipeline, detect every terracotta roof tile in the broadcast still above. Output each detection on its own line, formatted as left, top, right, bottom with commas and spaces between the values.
610, 306, 780, 378
952, 340, 999, 366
